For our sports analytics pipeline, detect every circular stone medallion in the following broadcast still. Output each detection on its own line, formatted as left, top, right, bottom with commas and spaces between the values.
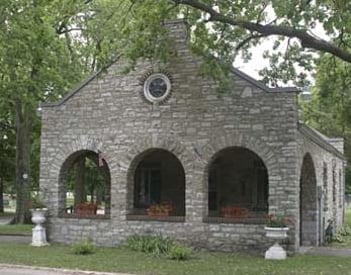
143, 73, 171, 103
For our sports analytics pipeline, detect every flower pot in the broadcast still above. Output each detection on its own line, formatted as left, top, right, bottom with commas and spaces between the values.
75, 203, 97, 217
146, 208, 170, 217
264, 227, 289, 239
31, 208, 49, 247
264, 227, 289, 260
221, 206, 249, 218
146, 202, 173, 217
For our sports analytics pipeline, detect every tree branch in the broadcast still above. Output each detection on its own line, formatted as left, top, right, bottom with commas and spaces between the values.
235, 34, 266, 51
172, 0, 351, 63
56, 27, 85, 35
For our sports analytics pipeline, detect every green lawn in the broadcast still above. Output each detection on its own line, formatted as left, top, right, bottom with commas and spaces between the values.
1, 209, 351, 274
0, 243, 350, 275
0, 224, 32, 235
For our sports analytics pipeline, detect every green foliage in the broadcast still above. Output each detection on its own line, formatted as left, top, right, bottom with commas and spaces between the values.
72, 238, 95, 255
30, 192, 46, 209
126, 235, 192, 260
301, 55, 351, 193
332, 224, 351, 243
266, 214, 292, 227
167, 243, 192, 261
126, 235, 173, 257
338, 225, 351, 237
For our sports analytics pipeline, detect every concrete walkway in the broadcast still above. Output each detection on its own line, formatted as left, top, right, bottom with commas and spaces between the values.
299, 246, 351, 257
0, 234, 31, 243
0, 215, 31, 243
0, 264, 133, 275
0, 216, 13, 225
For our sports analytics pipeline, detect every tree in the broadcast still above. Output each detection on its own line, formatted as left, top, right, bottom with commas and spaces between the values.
0, 107, 16, 213
301, 54, 351, 192
0, 0, 94, 223
2, 0, 351, 222
106, 0, 351, 86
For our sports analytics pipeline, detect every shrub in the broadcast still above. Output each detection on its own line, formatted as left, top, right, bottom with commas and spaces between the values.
126, 235, 192, 260
126, 235, 173, 256
168, 243, 192, 261
72, 238, 95, 255
339, 225, 351, 236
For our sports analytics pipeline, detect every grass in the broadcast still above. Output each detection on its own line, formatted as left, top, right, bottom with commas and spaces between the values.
1, 209, 351, 274
0, 212, 14, 217
0, 243, 351, 275
0, 224, 32, 235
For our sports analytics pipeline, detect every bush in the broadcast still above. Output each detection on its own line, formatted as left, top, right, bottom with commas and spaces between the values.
72, 238, 95, 255
168, 243, 192, 261
126, 235, 192, 260
339, 225, 351, 236
126, 235, 173, 256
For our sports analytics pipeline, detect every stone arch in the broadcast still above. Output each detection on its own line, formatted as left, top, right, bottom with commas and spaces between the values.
300, 153, 318, 246
201, 132, 279, 215
207, 146, 269, 219
52, 136, 110, 178
56, 142, 111, 218
126, 148, 186, 216
202, 132, 278, 179
123, 134, 192, 215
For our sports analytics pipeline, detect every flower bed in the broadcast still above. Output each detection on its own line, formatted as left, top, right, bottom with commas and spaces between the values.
220, 206, 249, 218
147, 202, 173, 217
75, 203, 98, 217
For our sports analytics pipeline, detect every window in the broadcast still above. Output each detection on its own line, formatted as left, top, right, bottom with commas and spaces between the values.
134, 163, 162, 207
143, 73, 171, 103
323, 162, 328, 211
339, 169, 343, 208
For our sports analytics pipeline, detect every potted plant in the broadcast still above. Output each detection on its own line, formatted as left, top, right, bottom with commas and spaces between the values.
264, 213, 291, 260
147, 201, 173, 217
75, 202, 98, 217
220, 206, 249, 218
265, 214, 291, 238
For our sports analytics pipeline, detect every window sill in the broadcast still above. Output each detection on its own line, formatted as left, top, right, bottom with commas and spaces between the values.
59, 213, 110, 220
203, 216, 266, 224
126, 214, 185, 222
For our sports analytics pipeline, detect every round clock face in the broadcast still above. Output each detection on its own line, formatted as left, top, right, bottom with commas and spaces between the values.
144, 73, 171, 103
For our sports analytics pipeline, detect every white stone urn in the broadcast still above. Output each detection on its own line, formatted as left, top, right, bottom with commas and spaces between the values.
264, 226, 289, 260
31, 208, 49, 246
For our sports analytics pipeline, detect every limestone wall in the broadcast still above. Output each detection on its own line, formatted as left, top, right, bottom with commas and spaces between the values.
297, 128, 345, 246
40, 20, 341, 252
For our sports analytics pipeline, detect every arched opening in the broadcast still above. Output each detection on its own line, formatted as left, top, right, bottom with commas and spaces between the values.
130, 149, 185, 217
300, 153, 318, 245
208, 147, 268, 220
59, 150, 110, 217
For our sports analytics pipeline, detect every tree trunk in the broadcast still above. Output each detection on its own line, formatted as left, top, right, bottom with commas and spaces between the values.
13, 99, 32, 224
0, 177, 4, 213
74, 156, 86, 205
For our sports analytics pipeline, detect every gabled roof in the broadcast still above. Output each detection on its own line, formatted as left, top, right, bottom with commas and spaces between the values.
40, 69, 104, 107
298, 122, 345, 159
231, 68, 300, 94
40, 65, 300, 108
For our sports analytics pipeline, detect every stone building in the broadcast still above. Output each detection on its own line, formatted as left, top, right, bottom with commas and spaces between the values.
39, 20, 345, 252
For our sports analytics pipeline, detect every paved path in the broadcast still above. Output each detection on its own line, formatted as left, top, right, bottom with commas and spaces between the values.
0, 235, 31, 243
0, 264, 133, 275
0, 216, 13, 225
299, 246, 351, 257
